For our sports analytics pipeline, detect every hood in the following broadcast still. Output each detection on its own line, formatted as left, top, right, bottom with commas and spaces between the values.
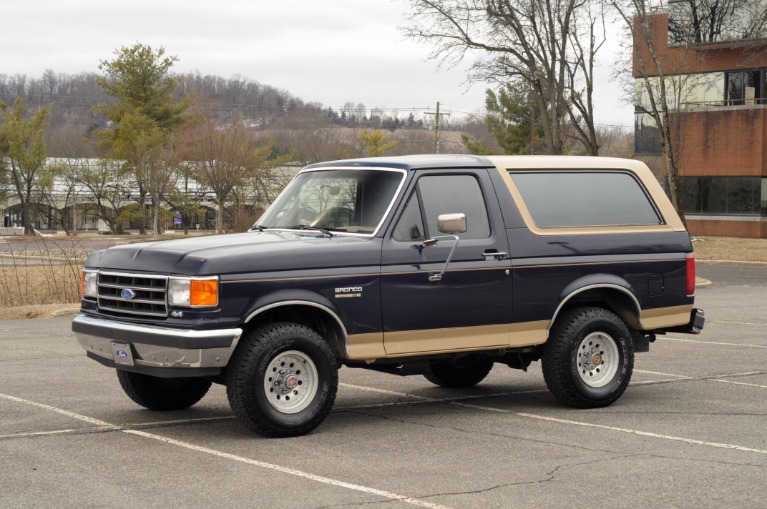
85, 231, 380, 275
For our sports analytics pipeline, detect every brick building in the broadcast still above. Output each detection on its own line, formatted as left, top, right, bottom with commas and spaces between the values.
633, 3, 767, 238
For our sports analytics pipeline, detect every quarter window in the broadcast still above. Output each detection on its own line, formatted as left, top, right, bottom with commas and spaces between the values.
510, 171, 662, 228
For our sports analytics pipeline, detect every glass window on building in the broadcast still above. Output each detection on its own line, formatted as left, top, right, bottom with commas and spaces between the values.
726, 70, 765, 105
635, 73, 725, 110
679, 176, 763, 215
762, 178, 767, 216
669, 0, 767, 46
634, 112, 662, 154
685, 73, 726, 106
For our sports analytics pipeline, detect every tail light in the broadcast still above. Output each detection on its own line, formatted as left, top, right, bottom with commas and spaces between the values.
685, 252, 696, 296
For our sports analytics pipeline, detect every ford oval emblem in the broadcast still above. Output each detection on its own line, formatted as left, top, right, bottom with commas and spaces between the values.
121, 289, 136, 300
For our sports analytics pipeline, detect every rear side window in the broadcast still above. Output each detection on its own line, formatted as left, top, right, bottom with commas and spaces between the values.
509, 171, 662, 228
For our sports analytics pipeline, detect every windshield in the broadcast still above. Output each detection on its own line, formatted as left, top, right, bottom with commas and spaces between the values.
256, 168, 405, 235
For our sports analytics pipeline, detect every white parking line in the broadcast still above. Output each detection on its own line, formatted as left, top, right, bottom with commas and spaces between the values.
0, 392, 113, 426
634, 369, 693, 379
0, 391, 453, 509
709, 320, 766, 327
339, 384, 548, 410
0, 427, 118, 440
515, 413, 767, 455
665, 337, 767, 349
339, 383, 435, 400
339, 384, 767, 456
124, 429, 451, 508
712, 379, 767, 390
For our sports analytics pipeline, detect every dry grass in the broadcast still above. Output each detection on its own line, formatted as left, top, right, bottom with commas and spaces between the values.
692, 236, 767, 263
0, 236, 99, 319
0, 263, 81, 307
2, 303, 80, 320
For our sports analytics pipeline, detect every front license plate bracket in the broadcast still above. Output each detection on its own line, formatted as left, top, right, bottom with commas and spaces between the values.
111, 342, 135, 366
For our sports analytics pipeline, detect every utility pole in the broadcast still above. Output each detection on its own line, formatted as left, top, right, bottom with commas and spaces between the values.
424, 102, 451, 153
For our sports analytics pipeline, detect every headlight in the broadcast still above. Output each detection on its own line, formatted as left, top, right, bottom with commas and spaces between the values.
168, 276, 219, 307
80, 270, 98, 298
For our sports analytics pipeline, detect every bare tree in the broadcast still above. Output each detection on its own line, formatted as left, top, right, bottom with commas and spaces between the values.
187, 116, 290, 233
265, 109, 355, 164
612, 1, 689, 217
38, 159, 84, 235
164, 161, 209, 235
402, 0, 607, 155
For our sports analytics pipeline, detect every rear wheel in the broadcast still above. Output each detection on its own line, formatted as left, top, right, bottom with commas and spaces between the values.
542, 307, 634, 408
423, 355, 494, 388
116, 371, 212, 411
226, 322, 338, 438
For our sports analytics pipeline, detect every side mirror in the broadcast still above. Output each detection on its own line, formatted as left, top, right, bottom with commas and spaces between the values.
419, 213, 466, 283
437, 213, 467, 234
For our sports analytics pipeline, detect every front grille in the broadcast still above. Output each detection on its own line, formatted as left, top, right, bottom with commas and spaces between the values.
97, 271, 168, 317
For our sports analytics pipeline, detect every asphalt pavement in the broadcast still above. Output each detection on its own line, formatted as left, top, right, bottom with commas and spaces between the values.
1, 264, 765, 508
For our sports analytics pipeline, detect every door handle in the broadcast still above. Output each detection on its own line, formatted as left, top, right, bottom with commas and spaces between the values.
483, 250, 508, 261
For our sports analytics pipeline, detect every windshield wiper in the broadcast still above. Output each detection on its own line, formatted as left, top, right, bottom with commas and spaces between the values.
251, 224, 334, 237
288, 224, 334, 237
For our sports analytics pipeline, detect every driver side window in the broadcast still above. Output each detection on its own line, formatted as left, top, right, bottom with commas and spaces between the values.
392, 174, 491, 241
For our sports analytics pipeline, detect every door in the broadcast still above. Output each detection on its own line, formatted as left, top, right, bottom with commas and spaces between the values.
380, 170, 513, 355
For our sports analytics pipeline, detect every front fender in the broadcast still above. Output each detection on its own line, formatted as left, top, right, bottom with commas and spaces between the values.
243, 289, 343, 325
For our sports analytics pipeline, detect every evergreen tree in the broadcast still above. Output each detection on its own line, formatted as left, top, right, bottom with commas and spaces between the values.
0, 98, 50, 234
359, 130, 399, 157
94, 43, 194, 234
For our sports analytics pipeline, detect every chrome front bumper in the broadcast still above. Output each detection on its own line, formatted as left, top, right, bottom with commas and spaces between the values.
72, 315, 243, 374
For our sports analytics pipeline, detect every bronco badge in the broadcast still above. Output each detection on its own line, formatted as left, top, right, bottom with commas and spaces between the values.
335, 286, 362, 298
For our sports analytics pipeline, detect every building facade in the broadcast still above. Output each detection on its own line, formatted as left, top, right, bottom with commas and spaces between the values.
633, 2, 767, 237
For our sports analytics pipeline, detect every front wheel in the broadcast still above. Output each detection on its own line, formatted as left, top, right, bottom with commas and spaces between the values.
542, 307, 634, 408
226, 322, 338, 438
116, 371, 212, 410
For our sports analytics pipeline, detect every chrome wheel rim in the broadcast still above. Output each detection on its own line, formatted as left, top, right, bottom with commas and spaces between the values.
576, 332, 619, 388
263, 350, 319, 414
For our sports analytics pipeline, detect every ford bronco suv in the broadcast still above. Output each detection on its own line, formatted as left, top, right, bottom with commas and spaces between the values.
73, 155, 704, 437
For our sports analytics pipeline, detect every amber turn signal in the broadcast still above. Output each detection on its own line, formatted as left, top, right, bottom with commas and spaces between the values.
190, 279, 219, 306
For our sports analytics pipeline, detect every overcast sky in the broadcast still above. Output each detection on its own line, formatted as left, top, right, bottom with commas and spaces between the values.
3, 0, 633, 128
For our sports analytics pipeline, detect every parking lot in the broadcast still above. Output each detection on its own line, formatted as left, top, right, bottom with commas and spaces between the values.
1, 264, 765, 508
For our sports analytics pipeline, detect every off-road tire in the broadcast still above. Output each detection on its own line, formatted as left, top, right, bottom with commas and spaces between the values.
116, 370, 212, 411
226, 322, 338, 438
542, 307, 634, 408
423, 355, 494, 388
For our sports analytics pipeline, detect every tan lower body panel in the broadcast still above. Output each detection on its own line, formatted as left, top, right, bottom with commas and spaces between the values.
344, 305, 692, 361
639, 304, 693, 330
346, 320, 549, 360
345, 332, 385, 359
